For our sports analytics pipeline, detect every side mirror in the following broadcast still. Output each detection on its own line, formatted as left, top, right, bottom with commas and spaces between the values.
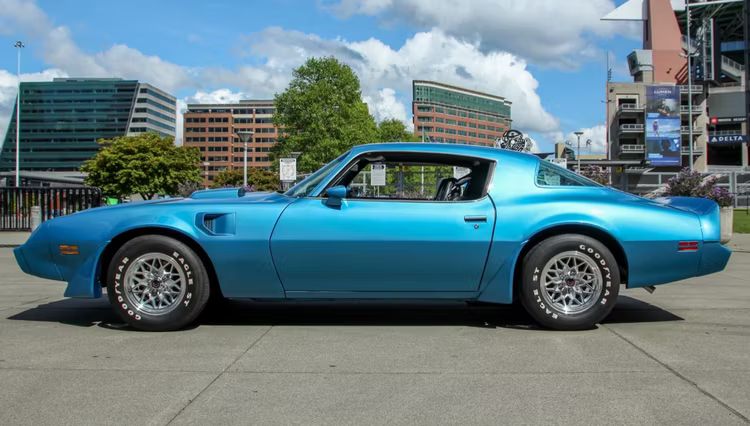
325, 185, 348, 207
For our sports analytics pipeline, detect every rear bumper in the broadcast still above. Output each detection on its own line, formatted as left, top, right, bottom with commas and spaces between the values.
698, 242, 732, 277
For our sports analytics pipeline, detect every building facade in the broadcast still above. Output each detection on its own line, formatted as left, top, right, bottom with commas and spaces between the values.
412, 80, 511, 146
182, 100, 278, 185
0, 78, 176, 174
603, 0, 749, 193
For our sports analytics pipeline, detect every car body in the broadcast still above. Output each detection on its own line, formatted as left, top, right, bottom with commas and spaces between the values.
14, 143, 731, 330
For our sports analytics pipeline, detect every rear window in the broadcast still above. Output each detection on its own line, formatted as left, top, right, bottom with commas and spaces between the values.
536, 161, 601, 187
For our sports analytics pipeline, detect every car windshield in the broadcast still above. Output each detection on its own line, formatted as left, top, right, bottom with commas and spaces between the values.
284, 152, 349, 197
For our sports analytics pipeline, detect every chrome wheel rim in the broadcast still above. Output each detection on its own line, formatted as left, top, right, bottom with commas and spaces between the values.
123, 253, 186, 316
540, 251, 602, 314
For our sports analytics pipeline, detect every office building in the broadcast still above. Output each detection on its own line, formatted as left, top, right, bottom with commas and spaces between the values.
603, 0, 748, 193
412, 80, 512, 146
182, 100, 278, 185
0, 78, 176, 174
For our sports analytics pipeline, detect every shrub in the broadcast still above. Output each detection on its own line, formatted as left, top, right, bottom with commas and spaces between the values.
666, 168, 734, 207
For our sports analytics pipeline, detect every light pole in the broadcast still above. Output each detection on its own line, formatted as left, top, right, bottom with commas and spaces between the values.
202, 161, 210, 189
574, 131, 584, 172
14, 41, 24, 187
686, 3, 694, 171
235, 130, 254, 187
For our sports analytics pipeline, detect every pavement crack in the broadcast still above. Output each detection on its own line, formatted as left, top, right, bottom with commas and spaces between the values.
603, 324, 750, 424
164, 325, 273, 425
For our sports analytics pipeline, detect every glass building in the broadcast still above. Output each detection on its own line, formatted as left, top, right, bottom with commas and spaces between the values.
0, 78, 176, 172
412, 80, 512, 146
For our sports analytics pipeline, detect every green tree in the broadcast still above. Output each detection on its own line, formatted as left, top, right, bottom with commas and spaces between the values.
81, 132, 201, 200
377, 118, 420, 142
211, 168, 280, 192
273, 56, 377, 173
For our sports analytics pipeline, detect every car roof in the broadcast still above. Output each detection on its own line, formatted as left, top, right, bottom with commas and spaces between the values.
350, 142, 540, 164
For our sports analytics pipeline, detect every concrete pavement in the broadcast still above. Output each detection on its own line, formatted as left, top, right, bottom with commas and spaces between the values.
0, 247, 748, 425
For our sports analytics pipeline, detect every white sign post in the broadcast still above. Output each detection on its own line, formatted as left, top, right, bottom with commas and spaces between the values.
280, 158, 297, 182
371, 163, 386, 186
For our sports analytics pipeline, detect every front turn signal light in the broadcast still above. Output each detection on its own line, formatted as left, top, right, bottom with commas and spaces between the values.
59, 245, 79, 255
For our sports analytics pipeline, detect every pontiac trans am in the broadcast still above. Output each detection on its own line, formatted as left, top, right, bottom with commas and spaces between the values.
14, 143, 731, 331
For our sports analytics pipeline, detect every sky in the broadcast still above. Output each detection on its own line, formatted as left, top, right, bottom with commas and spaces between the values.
0, 0, 643, 153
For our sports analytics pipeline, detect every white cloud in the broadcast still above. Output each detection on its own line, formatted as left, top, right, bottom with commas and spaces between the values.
555, 124, 608, 154
326, 0, 640, 68
363, 88, 409, 127
187, 89, 246, 105
244, 27, 558, 133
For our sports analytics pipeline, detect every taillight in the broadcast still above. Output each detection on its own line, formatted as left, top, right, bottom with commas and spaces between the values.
678, 241, 699, 252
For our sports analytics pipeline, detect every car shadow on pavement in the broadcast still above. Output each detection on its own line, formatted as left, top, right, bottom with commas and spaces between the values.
6, 295, 682, 331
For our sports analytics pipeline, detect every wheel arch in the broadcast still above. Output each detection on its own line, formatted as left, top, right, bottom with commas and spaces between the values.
97, 226, 223, 298
512, 224, 629, 301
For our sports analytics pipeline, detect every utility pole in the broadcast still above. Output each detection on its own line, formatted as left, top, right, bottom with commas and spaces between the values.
236, 130, 254, 187
14, 41, 24, 187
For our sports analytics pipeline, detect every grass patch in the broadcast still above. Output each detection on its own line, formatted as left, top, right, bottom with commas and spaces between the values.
735, 209, 750, 234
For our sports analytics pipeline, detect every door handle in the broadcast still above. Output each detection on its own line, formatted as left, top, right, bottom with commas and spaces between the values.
464, 215, 487, 223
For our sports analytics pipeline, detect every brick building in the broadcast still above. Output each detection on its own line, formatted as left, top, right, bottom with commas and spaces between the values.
412, 80, 512, 146
183, 100, 278, 185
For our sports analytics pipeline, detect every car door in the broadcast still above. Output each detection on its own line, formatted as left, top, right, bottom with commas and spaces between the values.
270, 196, 496, 294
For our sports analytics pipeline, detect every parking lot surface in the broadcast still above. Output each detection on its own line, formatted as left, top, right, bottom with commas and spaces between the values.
0, 244, 748, 425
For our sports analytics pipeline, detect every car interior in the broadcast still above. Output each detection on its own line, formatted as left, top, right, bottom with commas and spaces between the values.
325, 151, 494, 201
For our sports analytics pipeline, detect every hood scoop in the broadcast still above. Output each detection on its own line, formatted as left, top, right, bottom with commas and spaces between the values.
190, 187, 246, 200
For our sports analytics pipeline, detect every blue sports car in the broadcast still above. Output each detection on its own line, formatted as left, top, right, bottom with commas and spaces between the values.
14, 143, 731, 331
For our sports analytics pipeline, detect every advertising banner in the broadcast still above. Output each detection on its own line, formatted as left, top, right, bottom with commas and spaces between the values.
709, 134, 748, 144
646, 85, 681, 166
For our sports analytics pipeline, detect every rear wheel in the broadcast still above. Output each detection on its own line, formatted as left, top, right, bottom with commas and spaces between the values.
106, 235, 210, 331
519, 234, 620, 330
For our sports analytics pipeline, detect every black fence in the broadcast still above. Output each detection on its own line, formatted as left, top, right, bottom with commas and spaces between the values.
0, 187, 103, 231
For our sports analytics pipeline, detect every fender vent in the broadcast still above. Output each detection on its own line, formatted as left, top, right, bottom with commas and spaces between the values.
197, 213, 235, 236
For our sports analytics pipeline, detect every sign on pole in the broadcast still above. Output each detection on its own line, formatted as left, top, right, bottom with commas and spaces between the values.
371, 163, 386, 186
453, 166, 471, 179
546, 158, 568, 169
279, 158, 297, 182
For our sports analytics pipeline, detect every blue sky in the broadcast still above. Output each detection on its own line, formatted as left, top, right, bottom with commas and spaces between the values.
0, 0, 640, 152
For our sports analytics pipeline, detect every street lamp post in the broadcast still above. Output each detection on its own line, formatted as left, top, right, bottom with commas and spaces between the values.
14, 41, 24, 187
235, 130, 254, 187
574, 131, 584, 172
686, 3, 694, 171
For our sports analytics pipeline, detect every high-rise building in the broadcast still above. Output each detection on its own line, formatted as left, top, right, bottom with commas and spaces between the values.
182, 100, 278, 185
603, 0, 748, 193
0, 78, 176, 173
412, 80, 511, 146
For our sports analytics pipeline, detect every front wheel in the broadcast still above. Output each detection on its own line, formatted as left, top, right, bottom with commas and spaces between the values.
520, 234, 620, 330
106, 235, 210, 331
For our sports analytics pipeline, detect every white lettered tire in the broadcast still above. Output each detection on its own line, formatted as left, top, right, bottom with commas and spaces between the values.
106, 235, 210, 331
520, 234, 620, 330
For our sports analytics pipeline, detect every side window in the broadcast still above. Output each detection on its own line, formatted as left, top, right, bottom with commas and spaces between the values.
349, 162, 458, 200
536, 161, 600, 187
329, 152, 493, 202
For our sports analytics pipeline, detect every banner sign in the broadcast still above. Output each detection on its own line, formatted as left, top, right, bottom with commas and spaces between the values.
546, 158, 568, 169
709, 134, 748, 144
646, 85, 681, 166
279, 158, 297, 182
371, 163, 386, 186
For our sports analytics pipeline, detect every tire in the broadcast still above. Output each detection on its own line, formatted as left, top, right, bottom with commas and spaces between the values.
519, 234, 620, 330
106, 235, 210, 331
